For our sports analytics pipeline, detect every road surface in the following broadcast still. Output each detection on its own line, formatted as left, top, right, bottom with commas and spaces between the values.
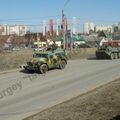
0, 59, 120, 120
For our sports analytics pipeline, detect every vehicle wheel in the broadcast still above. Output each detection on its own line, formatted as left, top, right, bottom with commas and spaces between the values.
59, 60, 66, 69
114, 53, 118, 59
39, 64, 48, 74
110, 53, 114, 60
118, 53, 120, 58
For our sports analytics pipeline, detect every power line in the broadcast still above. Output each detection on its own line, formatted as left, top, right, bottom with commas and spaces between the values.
0, 15, 60, 22
64, 0, 71, 8
0, 16, 117, 25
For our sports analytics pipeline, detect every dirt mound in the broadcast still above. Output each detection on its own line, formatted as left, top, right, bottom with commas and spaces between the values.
0, 49, 33, 71
67, 48, 96, 60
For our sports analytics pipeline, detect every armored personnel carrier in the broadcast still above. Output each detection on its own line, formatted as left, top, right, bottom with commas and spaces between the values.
96, 41, 120, 59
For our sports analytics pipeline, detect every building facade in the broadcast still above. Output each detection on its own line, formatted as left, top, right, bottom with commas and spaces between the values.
72, 17, 77, 35
56, 19, 60, 36
95, 25, 112, 33
84, 22, 94, 34
118, 22, 120, 30
0, 24, 27, 36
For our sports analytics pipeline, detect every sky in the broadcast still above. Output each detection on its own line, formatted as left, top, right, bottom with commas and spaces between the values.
0, 0, 120, 32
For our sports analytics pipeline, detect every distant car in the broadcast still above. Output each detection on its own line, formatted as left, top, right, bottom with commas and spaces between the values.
12, 47, 20, 51
3, 43, 13, 50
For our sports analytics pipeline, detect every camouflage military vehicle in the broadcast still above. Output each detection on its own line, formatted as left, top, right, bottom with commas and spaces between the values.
23, 46, 67, 74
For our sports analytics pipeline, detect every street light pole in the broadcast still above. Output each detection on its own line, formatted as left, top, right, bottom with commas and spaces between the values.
61, 0, 70, 50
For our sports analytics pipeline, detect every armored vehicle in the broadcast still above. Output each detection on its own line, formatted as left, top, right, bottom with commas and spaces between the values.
23, 46, 67, 74
96, 41, 120, 59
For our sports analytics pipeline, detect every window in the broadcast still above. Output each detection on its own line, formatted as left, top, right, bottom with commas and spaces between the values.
34, 53, 48, 58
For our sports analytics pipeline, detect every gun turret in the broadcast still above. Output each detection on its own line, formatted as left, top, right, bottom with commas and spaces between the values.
47, 44, 58, 52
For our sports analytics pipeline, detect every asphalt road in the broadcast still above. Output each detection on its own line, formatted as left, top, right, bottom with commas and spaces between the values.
0, 59, 120, 120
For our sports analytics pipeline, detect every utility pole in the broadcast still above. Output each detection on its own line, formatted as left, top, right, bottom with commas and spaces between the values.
62, 9, 66, 49
62, 9, 64, 22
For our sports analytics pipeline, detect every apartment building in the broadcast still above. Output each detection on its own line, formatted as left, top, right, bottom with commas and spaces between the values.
84, 22, 95, 34
0, 24, 27, 36
95, 25, 112, 33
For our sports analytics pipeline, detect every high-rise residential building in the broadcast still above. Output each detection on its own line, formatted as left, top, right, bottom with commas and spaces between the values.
0, 24, 27, 36
72, 17, 77, 35
84, 22, 94, 34
0, 25, 4, 34
95, 25, 112, 33
56, 19, 60, 36
43, 20, 47, 36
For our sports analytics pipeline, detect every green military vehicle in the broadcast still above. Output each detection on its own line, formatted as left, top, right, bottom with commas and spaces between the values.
23, 46, 67, 74
96, 41, 120, 59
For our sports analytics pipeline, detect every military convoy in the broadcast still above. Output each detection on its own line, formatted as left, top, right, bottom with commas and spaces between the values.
96, 40, 120, 59
23, 45, 67, 74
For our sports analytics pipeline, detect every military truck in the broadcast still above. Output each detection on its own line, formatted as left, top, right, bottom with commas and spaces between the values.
23, 46, 67, 74
96, 41, 120, 59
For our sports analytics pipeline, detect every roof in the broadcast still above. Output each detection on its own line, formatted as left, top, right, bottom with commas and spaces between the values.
98, 30, 111, 38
